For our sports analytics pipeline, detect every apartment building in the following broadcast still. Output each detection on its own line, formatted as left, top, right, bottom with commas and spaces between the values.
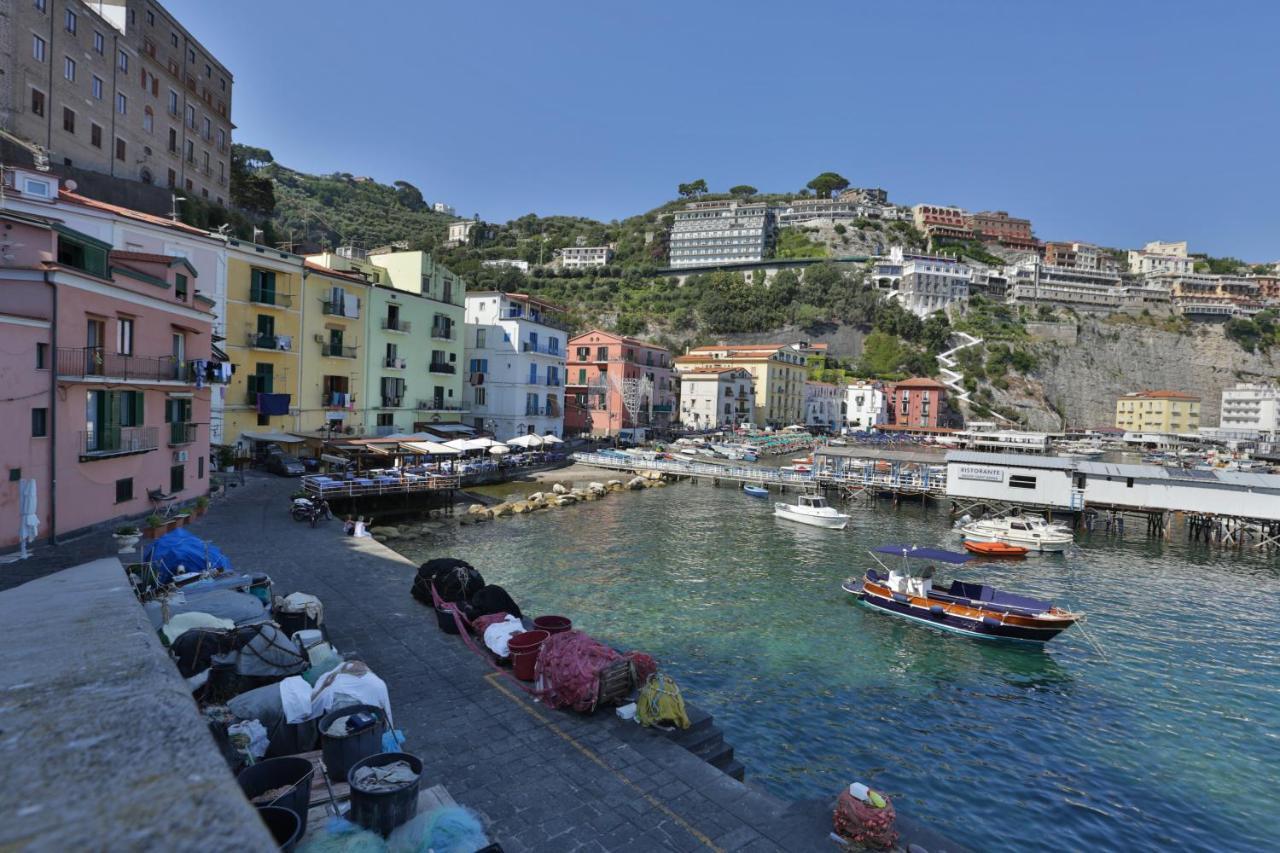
1219, 383, 1280, 437
1115, 390, 1200, 433
911, 205, 974, 242
837, 187, 889, 206
885, 378, 959, 430
564, 331, 676, 436
775, 198, 861, 225
966, 211, 1037, 250
803, 381, 842, 430
668, 201, 775, 268
675, 343, 806, 428
897, 249, 971, 317
845, 381, 887, 431
0, 208, 218, 547
558, 245, 614, 270
463, 292, 567, 441
1, 0, 234, 202
678, 368, 755, 430
1128, 240, 1194, 276
1042, 241, 1115, 272
1151, 273, 1262, 318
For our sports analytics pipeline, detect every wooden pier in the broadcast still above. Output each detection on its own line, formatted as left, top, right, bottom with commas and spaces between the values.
572, 452, 816, 488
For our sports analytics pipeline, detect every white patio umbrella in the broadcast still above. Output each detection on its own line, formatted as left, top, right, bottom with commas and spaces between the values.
401, 440, 461, 456
442, 438, 471, 451
462, 437, 501, 451
507, 434, 544, 449
18, 479, 39, 559
488, 444, 511, 455
540, 434, 564, 444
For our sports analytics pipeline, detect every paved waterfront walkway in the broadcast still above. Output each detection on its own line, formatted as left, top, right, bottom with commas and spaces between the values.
192, 473, 830, 852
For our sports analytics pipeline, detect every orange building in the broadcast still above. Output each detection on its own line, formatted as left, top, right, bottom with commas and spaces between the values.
564, 331, 676, 436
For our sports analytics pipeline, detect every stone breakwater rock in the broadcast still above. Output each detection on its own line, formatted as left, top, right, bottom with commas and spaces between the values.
492, 503, 514, 517
527, 492, 546, 504
606, 479, 623, 487
627, 477, 646, 490
467, 504, 488, 514
552, 483, 568, 495
370, 526, 400, 539
588, 482, 605, 492
511, 501, 532, 514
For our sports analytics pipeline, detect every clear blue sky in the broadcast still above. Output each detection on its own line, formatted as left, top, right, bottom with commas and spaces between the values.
173, 0, 1277, 260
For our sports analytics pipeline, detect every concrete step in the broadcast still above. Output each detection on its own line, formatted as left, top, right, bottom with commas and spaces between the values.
671, 723, 723, 756
704, 740, 735, 768
720, 758, 746, 781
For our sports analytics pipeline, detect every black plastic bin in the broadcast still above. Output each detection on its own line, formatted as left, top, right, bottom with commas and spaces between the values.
256, 805, 303, 852
265, 717, 318, 758
238, 756, 314, 837
435, 604, 460, 634
319, 704, 386, 783
347, 751, 423, 837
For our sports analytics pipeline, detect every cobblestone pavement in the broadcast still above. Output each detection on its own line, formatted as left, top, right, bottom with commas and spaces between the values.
189, 473, 830, 852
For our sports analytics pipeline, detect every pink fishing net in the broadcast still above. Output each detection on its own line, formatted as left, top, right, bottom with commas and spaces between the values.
534, 630, 655, 713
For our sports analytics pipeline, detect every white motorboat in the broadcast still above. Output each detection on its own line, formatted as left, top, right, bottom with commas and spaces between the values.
960, 515, 1074, 552
774, 494, 850, 529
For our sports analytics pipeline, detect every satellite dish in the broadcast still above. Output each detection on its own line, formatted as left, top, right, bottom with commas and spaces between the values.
63, 179, 77, 192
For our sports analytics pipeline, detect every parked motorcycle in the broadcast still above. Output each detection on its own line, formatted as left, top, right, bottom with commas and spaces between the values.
290, 496, 332, 527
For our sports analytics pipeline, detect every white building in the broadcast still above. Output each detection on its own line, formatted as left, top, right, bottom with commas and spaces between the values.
1129, 240, 1194, 276
894, 247, 970, 317
1220, 383, 1280, 437
678, 368, 756, 429
775, 199, 862, 225
433, 202, 456, 216
668, 201, 775, 268
559, 245, 614, 269
462, 292, 567, 441
845, 381, 887, 431
804, 381, 842, 430
481, 259, 530, 273
446, 220, 479, 246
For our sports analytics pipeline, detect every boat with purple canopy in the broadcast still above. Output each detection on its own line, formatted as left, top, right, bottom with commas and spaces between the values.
844, 544, 1081, 644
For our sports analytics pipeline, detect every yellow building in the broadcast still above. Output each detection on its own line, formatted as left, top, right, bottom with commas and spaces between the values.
675, 343, 807, 428
298, 262, 370, 437
1114, 390, 1201, 433
222, 240, 305, 450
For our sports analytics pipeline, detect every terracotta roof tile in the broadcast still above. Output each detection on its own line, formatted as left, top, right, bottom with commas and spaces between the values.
60, 190, 210, 236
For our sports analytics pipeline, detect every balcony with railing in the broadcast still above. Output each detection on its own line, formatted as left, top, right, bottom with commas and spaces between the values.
57, 347, 189, 383
80, 426, 159, 460
249, 287, 292, 308
247, 332, 291, 351
320, 342, 357, 359
416, 400, 469, 412
383, 356, 406, 369
430, 324, 455, 341
380, 397, 404, 408
168, 422, 197, 446
545, 376, 562, 387
504, 306, 570, 332
525, 405, 546, 417
381, 318, 412, 333
322, 392, 353, 408
522, 341, 562, 356
322, 299, 359, 319
429, 362, 456, 374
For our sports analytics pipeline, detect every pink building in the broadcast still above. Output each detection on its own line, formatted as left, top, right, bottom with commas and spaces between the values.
883, 377, 961, 432
0, 210, 217, 548
564, 330, 676, 436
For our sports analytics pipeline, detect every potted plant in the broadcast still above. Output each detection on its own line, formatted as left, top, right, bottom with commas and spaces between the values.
172, 509, 192, 527
193, 495, 210, 517
113, 525, 142, 553
143, 514, 169, 539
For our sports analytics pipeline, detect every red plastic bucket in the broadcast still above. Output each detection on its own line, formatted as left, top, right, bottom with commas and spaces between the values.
508, 630, 549, 681
533, 615, 572, 635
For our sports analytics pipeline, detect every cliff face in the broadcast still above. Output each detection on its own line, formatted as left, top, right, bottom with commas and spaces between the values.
1020, 319, 1276, 430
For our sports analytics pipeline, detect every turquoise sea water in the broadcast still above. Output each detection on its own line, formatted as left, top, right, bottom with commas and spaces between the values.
402, 483, 1280, 852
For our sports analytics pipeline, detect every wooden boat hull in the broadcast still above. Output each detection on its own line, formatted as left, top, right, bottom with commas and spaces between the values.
963, 541, 1028, 557
845, 576, 1076, 643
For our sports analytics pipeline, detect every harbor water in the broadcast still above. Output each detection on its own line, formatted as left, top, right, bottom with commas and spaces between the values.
399, 481, 1280, 852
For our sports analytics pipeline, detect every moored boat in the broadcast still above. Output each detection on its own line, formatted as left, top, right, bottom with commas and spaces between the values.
774, 494, 849, 529
962, 540, 1029, 558
743, 484, 769, 498
845, 545, 1081, 643
960, 515, 1074, 552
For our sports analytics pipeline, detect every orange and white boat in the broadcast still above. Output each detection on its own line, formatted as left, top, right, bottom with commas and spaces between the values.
962, 540, 1029, 558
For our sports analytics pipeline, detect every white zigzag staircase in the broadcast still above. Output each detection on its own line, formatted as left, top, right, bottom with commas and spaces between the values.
936, 332, 1014, 424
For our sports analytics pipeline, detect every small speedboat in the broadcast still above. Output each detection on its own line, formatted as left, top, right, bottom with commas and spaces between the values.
960, 515, 1073, 553
845, 545, 1081, 643
774, 494, 849, 529
962, 540, 1028, 558
743, 484, 769, 498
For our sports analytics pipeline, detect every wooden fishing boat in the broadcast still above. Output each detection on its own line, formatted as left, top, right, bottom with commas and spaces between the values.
962, 540, 1029, 558
845, 545, 1081, 644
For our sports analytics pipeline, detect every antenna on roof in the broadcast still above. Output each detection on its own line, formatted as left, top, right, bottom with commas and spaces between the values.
252, 226, 264, 243
170, 193, 186, 222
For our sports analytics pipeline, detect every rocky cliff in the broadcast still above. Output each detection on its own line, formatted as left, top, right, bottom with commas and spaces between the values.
1009, 318, 1276, 430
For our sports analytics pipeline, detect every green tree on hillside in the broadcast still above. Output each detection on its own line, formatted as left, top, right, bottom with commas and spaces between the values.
230, 145, 276, 216
806, 171, 851, 198
677, 179, 709, 199
393, 181, 426, 211
729, 185, 758, 198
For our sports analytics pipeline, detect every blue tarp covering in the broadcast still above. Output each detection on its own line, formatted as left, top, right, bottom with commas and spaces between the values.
141, 528, 232, 583
873, 544, 971, 564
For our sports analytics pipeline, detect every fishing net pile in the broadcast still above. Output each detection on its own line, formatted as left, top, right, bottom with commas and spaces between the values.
635, 672, 690, 730
534, 631, 654, 713
832, 786, 898, 850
